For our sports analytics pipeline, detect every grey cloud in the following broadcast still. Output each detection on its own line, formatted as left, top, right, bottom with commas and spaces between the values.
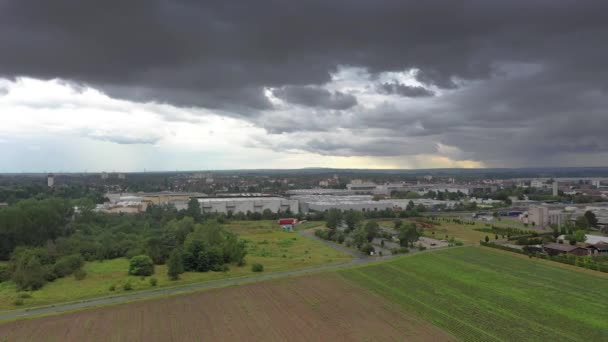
378, 82, 434, 97
2, 1, 608, 166
273, 86, 357, 110
2, 1, 606, 110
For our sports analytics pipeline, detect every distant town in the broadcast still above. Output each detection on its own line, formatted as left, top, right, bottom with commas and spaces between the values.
28, 170, 607, 229
5, 168, 608, 237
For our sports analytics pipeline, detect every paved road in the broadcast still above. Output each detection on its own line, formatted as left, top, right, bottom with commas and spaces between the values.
0, 230, 387, 322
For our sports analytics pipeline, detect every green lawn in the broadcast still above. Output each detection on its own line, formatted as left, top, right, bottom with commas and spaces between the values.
339, 246, 608, 341
0, 220, 351, 312
373, 217, 488, 242
421, 218, 492, 242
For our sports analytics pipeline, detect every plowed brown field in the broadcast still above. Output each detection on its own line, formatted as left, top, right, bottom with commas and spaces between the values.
0, 273, 453, 342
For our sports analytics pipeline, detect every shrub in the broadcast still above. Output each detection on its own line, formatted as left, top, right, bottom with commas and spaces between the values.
417, 243, 427, 251
361, 243, 375, 255
73, 269, 87, 280
18, 292, 31, 299
123, 282, 133, 291
53, 254, 85, 278
149, 277, 158, 287
251, 263, 264, 272
11, 253, 47, 291
0, 265, 10, 282
391, 247, 409, 255
13, 298, 24, 306
109, 284, 116, 292
167, 249, 184, 281
128, 255, 155, 276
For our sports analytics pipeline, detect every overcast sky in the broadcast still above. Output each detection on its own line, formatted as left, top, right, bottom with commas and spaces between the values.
1, 1, 607, 172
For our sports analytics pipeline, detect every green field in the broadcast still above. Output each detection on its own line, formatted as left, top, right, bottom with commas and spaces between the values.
0, 221, 351, 312
340, 246, 608, 341
374, 217, 489, 243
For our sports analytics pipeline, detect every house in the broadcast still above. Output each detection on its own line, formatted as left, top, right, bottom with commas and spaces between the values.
543, 243, 589, 256
278, 218, 298, 231
587, 243, 608, 255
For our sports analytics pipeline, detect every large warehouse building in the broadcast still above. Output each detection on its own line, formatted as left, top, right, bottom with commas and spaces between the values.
197, 197, 298, 214
294, 195, 393, 212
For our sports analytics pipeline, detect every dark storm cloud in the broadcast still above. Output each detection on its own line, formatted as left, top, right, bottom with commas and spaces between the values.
2, 0, 605, 109
378, 82, 434, 97
2, 0, 608, 166
273, 86, 357, 110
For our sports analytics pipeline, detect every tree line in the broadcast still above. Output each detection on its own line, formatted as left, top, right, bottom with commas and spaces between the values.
0, 197, 247, 291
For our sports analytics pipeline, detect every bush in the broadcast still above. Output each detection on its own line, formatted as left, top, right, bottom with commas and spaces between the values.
18, 292, 31, 299
73, 269, 87, 280
167, 249, 184, 281
149, 277, 158, 287
251, 263, 264, 272
53, 254, 85, 278
13, 298, 24, 306
0, 265, 10, 282
109, 284, 116, 291
360, 243, 375, 255
11, 253, 47, 291
123, 282, 133, 291
391, 247, 409, 255
417, 243, 427, 251
128, 255, 155, 276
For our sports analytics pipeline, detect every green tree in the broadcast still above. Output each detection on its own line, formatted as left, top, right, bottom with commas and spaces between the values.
393, 219, 403, 230
575, 216, 590, 230
166, 217, 196, 246
406, 200, 415, 211
364, 221, 380, 242
351, 226, 368, 249
573, 230, 587, 243
10, 249, 47, 291
325, 208, 342, 230
128, 255, 155, 276
584, 211, 598, 228
398, 224, 421, 247
261, 208, 275, 220
485, 235, 490, 243
343, 210, 363, 232
187, 198, 202, 222
167, 249, 184, 280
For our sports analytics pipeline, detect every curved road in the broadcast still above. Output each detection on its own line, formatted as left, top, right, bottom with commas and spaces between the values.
0, 230, 389, 322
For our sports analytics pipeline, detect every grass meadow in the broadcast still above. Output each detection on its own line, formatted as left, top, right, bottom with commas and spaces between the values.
0, 220, 350, 312
340, 246, 608, 341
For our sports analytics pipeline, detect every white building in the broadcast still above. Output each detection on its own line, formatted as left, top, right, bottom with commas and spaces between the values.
47, 173, 54, 188
530, 179, 544, 189
295, 195, 392, 213
548, 210, 569, 227
198, 197, 298, 214
552, 181, 559, 196
527, 206, 549, 227
346, 180, 378, 192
